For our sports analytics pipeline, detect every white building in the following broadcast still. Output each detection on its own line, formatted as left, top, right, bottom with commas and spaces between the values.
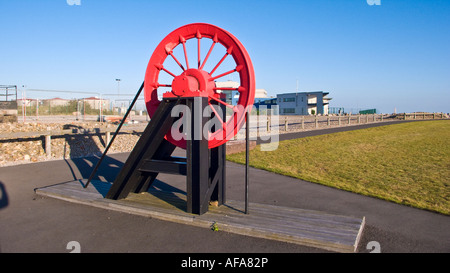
215, 81, 239, 104
215, 81, 271, 105
83, 96, 110, 110
277, 91, 331, 115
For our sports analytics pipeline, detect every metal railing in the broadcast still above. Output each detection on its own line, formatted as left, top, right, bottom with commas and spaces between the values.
0, 85, 17, 102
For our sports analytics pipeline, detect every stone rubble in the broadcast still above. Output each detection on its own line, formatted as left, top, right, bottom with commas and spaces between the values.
0, 121, 141, 167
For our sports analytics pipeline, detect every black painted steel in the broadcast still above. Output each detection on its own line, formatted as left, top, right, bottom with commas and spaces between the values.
245, 111, 249, 214
84, 81, 145, 189
105, 98, 180, 200
105, 97, 226, 215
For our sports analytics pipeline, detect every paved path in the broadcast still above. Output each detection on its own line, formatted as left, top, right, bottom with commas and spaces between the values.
0, 120, 449, 253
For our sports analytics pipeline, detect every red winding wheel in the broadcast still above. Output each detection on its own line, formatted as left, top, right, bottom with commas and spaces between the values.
144, 23, 255, 149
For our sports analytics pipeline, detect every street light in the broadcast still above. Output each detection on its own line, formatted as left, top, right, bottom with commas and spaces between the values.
115, 79, 121, 109
115, 79, 121, 96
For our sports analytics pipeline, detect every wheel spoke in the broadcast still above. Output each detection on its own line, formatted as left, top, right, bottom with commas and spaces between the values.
210, 53, 228, 76
198, 39, 201, 68
197, 30, 202, 68
209, 103, 225, 126
213, 87, 238, 91
210, 46, 233, 75
199, 34, 218, 70
180, 35, 190, 70
209, 95, 235, 110
162, 67, 177, 78
168, 51, 185, 71
213, 86, 245, 97
210, 64, 243, 81
154, 63, 177, 78
152, 82, 172, 88
210, 69, 235, 81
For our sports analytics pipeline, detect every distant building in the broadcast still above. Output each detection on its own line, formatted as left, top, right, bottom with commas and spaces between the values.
215, 81, 239, 105
359, 108, 377, 114
254, 98, 277, 110
329, 107, 377, 115
215, 81, 273, 106
43, 97, 70, 107
277, 91, 331, 115
17, 98, 38, 107
253, 89, 272, 104
83, 96, 110, 110
329, 107, 345, 115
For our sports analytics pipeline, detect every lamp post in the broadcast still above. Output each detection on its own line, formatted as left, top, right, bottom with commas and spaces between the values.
116, 78, 121, 95
77, 99, 81, 121
22, 85, 27, 123
116, 79, 121, 110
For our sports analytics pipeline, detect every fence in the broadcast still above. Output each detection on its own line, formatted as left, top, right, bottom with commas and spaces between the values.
256, 113, 449, 133
399, 112, 447, 120
0, 124, 146, 161
13, 87, 149, 124
0, 85, 17, 102
0, 85, 18, 123
0, 112, 448, 164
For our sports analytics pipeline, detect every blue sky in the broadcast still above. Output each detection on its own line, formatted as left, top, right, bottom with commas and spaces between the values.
1, 0, 449, 113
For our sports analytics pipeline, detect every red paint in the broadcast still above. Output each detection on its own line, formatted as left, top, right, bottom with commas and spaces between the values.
144, 23, 255, 149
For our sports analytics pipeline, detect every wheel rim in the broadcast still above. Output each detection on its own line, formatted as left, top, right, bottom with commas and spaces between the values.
144, 23, 255, 149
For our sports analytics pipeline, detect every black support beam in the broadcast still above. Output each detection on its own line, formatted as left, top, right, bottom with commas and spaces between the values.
104, 96, 226, 215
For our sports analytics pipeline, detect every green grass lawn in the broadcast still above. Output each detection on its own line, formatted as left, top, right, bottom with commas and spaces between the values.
227, 120, 450, 215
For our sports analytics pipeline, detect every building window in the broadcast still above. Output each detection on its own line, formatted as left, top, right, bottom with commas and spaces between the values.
283, 108, 295, 114
283, 98, 295, 102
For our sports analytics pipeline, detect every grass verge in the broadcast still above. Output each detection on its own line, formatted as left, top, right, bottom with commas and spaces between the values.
227, 120, 450, 215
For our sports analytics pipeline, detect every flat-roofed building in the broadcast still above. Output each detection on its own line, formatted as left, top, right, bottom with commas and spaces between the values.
215, 81, 272, 105
277, 91, 331, 115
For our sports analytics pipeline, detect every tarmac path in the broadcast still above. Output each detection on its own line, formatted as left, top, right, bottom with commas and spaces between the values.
0, 120, 449, 253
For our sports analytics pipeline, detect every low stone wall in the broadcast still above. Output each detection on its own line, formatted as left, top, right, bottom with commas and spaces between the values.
0, 101, 18, 123
0, 122, 141, 167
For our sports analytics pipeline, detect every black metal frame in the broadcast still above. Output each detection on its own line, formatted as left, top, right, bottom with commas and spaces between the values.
84, 82, 145, 189
105, 97, 226, 215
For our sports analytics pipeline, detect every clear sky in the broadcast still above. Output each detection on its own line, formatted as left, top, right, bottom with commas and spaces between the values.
1, 0, 449, 113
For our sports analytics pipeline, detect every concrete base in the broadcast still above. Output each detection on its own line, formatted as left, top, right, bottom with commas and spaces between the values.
35, 179, 365, 253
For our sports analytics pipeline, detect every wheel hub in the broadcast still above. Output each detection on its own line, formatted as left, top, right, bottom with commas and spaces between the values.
167, 69, 216, 98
